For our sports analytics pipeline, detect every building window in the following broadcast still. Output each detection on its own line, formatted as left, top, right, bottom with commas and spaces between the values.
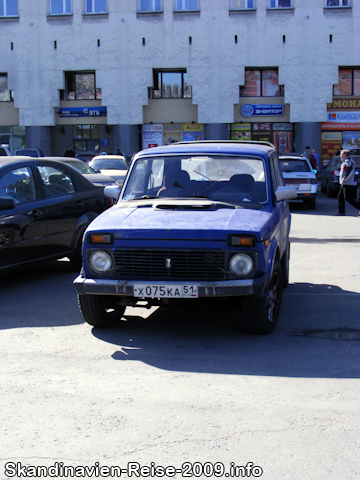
333, 68, 360, 96
85, 0, 107, 14
240, 69, 284, 97
0, 75, 14, 101
138, 0, 162, 12
231, 0, 255, 8
0, 0, 18, 16
326, 0, 349, 6
62, 72, 101, 100
74, 125, 100, 154
175, 0, 199, 11
150, 70, 192, 99
268, 0, 291, 8
50, 0, 71, 15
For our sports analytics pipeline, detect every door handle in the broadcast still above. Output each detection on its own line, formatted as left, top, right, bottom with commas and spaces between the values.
27, 209, 42, 218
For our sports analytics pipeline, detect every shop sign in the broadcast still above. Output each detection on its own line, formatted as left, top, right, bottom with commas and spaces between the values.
273, 123, 292, 131
327, 97, 360, 110
183, 131, 203, 141
163, 123, 183, 132
253, 123, 271, 131
59, 107, 107, 117
327, 112, 360, 122
143, 124, 163, 132
321, 122, 360, 131
321, 131, 342, 163
231, 123, 251, 131
241, 104, 283, 117
183, 124, 203, 131
143, 131, 163, 149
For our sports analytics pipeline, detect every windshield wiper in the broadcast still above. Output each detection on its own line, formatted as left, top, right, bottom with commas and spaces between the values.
132, 195, 158, 200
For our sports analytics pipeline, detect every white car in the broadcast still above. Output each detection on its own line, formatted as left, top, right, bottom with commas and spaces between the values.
89, 155, 128, 188
279, 155, 317, 209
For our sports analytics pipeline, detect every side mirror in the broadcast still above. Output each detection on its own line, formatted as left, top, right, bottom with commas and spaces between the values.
0, 197, 16, 210
275, 186, 297, 202
104, 185, 120, 201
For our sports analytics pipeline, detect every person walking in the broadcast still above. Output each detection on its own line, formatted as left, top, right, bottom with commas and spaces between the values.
303, 146, 311, 161
337, 150, 360, 215
64, 146, 75, 157
309, 150, 317, 170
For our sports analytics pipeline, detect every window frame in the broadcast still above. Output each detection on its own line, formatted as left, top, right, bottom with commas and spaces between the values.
63, 71, 101, 101
49, 0, 72, 15
230, 0, 255, 9
240, 68, 284, 98
84, 0, 107, 15
0, 74, 14, 102
138, 0, 162, 13
150, 69, 192, 99
0, 0, 18, 17
174, 0, 199, 12
268, 0, 292, 8
333, 67, 360, 96
325, 0, 350, 7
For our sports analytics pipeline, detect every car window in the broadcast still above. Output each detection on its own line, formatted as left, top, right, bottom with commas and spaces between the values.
65, 160, 95, 174
270, 154, 283, 191
0, 166, 37, 203
37, 166, 75, 197
91, 159, 127, 170
280, 159, 311, 173
123, 155, 268, 206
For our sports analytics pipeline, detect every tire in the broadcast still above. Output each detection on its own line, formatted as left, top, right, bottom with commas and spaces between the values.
280, 243, 290, 289
78, 294, 125, 328
241, 261, 283, 335
326, 181, 336, 198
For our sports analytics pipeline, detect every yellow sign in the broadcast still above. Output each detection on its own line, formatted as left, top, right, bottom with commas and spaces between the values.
183, 124, 203, 131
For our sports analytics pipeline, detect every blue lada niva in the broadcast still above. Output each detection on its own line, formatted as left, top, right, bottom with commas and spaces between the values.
74, 141, 296, 334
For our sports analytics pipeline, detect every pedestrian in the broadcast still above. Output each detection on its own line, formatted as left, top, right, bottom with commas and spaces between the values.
312, 149, 319, 168
309, 150, 317, 170
109, 149, 114, 155
337, 150, 360, 215
116, 148, 123, 156
303, 146, 311, 161
64, 146, 75, 157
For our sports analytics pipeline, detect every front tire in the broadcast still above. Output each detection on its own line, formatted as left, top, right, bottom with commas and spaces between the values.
241, 261, 283, 335
78, 294, 125, 328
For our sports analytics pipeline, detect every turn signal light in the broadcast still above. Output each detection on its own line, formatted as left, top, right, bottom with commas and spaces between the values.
229, 236, 255, 247
89, 234, 113, 244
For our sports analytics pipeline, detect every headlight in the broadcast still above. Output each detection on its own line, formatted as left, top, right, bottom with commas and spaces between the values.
229, 253, 254, 276
90, 250, 112, 272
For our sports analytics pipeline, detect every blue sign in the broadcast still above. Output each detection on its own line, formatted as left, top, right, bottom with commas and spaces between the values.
241, 103, 283, 117
59, 107, 107, 117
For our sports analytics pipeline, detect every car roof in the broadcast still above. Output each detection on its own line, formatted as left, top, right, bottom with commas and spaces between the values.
135, 140, 276, 159
91, 155, 127, 161
0, 156, 86, 170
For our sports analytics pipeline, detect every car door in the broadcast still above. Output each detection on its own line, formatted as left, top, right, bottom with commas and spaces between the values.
270, 154, 290, 256
37, 164, 89, 257
0, 164, 48, 269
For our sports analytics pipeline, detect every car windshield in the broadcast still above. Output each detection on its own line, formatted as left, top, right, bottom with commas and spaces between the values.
91, 159, 127, 170
64, 160, 95, 174
122, 155, 268, 206
280, 158, 311, 173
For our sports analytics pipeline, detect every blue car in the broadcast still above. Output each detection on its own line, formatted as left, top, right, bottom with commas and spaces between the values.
74, 141, 297, 334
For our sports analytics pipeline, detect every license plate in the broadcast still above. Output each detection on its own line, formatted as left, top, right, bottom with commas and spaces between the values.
287, 184, 299, 189
134, 284, 198, 298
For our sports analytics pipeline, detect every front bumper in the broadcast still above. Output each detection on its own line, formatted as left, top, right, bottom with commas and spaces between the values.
74, 274, 269, 298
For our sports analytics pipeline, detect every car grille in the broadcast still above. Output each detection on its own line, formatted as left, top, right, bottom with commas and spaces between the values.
113, 249, 226, 281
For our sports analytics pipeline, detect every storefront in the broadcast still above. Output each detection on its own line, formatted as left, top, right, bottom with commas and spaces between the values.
321, 96, 360, 165
231, 122, 294, 154
142, 123, 204, 149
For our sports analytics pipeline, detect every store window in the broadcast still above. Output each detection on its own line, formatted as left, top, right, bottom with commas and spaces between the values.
0, 0, 18, 16
150, 70, 192, 99
0, 75, 14, 102
231, 0, 255, 8
333, 68, 360, 96
50, 0, 71, 15
0, 126, 26, 154
175, 0, 199, 11
325, 0, 349, 6
74, 125, 100, 154
240, 69, 284, 97
61, 72, 101, 100
268, 0, 291, 7
85, 0, 107, 14
138, 0, 161, 12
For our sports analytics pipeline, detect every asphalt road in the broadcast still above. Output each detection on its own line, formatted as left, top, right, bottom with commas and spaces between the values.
0, 190, 359, 480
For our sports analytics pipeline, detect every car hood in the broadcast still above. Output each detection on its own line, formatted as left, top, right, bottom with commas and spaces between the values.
82, 173, 117, 185
87, 199, 276, 242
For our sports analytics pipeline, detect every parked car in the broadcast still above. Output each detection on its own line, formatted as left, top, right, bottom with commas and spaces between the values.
14, 148, 45, 157
0, 144, 11, 156
321, 155, 360, 197
47, 157, 118, 188
74, 140, 297, 335
75, 151, 96, 164
89, 155, 128, 188
0, 156, 112, 273
279, 155, 317, 209
349, 148, 360, 155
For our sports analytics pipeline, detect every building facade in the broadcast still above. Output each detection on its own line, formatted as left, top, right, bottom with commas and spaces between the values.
0, 0, 359, 163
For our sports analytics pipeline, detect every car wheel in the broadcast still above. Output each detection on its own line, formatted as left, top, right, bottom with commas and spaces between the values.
241, 261, 283, 335
78, 294, 125, 328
